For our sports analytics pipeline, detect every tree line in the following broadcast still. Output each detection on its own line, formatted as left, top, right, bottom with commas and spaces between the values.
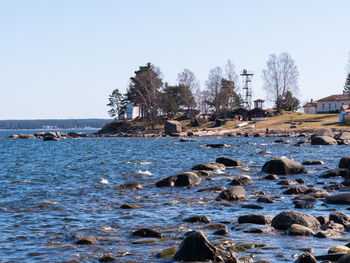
0, 119, 111, 130
107, 53, 304, 128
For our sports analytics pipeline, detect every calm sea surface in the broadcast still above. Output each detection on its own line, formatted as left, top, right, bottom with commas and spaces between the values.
0, 130, 349, 262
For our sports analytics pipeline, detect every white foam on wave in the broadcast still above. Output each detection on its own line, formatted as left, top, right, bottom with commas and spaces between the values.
100, 178, 109, 184
135, 170, 152, 175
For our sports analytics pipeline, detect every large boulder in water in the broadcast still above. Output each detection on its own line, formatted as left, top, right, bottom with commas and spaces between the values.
217, 186, 245, 201
173, 230, 237, 262
326, 193, 350, 205
311, 136, 337, 145
262, 157, 306, 175
271, 210, 320, 230
155, 172, 200, 187
164, 120, 182, 135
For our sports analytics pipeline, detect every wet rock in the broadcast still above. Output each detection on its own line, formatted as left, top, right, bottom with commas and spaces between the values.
278, 179, 298, 185
203, 224, 228, 230
297, 179, 307, 184
192, 162, 226, 171
213, 228, 229, 236
294, 195, 317, 202
314, 229, 342, 238
75, 236, 96, 245
206, 144, 227, 148
113, 182, 144, 190
316, 216, 329, 225
230, 175, 252, 186
263, 174, 279, 180
326, 193, 350, 204
339, 156, 350, 170
99, 255, 117, 262
319, 168, 349, 178
262, 157, 307, 175
173, 230, 237, 262
216, 157, 242, 167
283, 185, 309, 195
294, 200, 314, 209
311, 135, 337, 145
328, 245, 350, 254
295, 252, 317, 263
315, 253, 347, 261
303, 187, 330, 198
164, 120, 182, 135
243, 226, 273, 233
259, 150, 272, 154
257, 197, 274, 203
338, 253, 350, 263
241, 204, 263, 209
302, 160, 324, 165
286, 224, 315, 236
155, 172, 200, 187
184, 215, 211, 224
132, 228, 162, 238
120, 204, 139, 209
217, 186, 245, 201
43, 136, 59, 141
198, 186, 226, 192
238, 214, 273, 225
271, 210, 320, 231
329, 211, 350, 226
321, 221, 345, 232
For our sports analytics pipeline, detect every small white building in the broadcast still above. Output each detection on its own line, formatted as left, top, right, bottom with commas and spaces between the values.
303, 100, 317, 114
317, 94, 350, 113
125, 103, 141, 119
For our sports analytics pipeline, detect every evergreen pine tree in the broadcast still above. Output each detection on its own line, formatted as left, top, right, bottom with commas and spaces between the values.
344, 73, 350, 95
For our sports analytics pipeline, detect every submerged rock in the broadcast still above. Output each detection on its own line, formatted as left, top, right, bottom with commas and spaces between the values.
302, 160, 324, 165
192, 162, 226, 171
206, 144, 227, 148
113, 182, 143, 190
132, 228, 162, 238
216, 157, 242, 167
262, 157, 307, 175
183, 215, 211, 224
271, 210, 320, 231
283, 185, 309, 195
155, 172, 200, 187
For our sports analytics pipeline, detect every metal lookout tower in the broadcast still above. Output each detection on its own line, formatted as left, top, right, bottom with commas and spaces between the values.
240, 69, 254, 110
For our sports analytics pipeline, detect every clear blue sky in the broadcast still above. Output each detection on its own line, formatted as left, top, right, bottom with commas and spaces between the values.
1, 0, 349, 119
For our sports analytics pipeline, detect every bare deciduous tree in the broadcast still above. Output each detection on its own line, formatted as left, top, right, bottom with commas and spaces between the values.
177, 69, 199, 112
262, 52, 299, 112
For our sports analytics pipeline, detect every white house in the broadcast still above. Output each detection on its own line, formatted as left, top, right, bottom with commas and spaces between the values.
303, 99, 317, 114
125, 103, 141, 119
316, 94, 350, 113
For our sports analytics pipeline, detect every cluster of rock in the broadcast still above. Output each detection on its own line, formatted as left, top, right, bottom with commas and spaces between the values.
8, 131, 88, 141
